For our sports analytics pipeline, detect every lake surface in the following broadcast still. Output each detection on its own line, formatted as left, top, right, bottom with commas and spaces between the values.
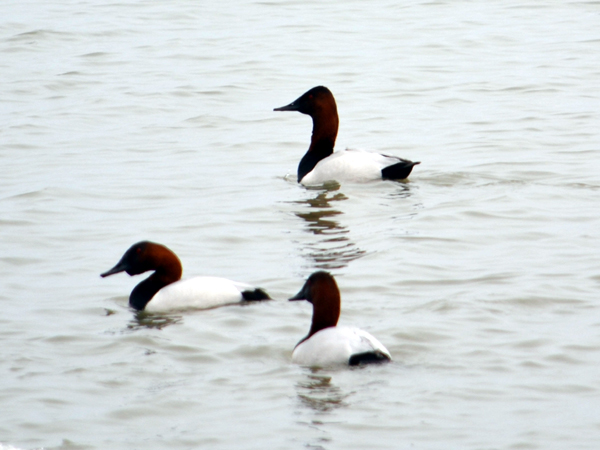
2, 1, 600, 449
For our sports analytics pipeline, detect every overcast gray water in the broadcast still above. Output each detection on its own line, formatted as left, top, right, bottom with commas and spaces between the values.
2, 1, 600, 449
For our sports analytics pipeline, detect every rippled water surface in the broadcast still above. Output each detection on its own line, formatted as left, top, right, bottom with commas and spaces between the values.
2, 1, 600, 449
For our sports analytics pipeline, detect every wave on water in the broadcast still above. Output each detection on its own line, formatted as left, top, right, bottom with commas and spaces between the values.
0, 444, 36, 450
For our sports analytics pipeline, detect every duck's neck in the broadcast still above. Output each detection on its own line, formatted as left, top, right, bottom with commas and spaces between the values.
302, 292, 341, 344
298, 110, 339, 182
129, 257, 182, 311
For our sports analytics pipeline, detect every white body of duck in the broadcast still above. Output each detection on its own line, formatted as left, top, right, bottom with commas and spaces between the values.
290, 271, 391, 367
300, 148, 411, 185
275, 86, 419, 186
144, 276, 263, 312
101, 241, 269, 312
292, 325, 391, 366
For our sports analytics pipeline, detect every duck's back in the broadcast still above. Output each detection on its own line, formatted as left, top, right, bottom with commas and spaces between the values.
301, 149, 406, 185
292, 325, 391, 366
145, 276, 248, 312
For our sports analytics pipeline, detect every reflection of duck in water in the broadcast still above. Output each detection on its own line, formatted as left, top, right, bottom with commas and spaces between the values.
292, 186, 365, 270
290, 271, 391, 367
294, 186, 347, 235
275, 86, 419, 185
127, 311, 182, 331
296, 372, 349, 412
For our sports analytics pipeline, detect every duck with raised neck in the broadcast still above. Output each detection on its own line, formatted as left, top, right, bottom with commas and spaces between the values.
275, 86, 419, 185
289, 271, 391, 367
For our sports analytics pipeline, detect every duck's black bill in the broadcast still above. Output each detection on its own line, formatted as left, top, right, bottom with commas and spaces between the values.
274, 101, 299, 112
100, 262, 127, 278
289, 276, 312, 301
289, 285, 308, 301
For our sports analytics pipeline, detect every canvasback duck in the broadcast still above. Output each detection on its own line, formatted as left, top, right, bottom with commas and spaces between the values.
274, 86, 419, 185
101, 241, 270, 312
289, 271, 391, 367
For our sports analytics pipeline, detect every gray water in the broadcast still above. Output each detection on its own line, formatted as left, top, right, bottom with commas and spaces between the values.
2, 1, 600, 449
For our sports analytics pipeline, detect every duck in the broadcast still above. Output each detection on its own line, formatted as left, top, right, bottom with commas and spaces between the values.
274, 86, 419, 185
289, 271, 391, 367
100, 241, 270, 312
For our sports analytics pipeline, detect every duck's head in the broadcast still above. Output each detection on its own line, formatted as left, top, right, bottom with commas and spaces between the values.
274, 86, 337, 118
290, 271, 341, 332
101, 241, 181, 278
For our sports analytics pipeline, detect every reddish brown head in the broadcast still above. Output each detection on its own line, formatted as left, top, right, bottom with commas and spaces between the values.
290, 271, 341, 338
101, 241, 183, 310
274, 86, 338, 121
274, 86, 340, 182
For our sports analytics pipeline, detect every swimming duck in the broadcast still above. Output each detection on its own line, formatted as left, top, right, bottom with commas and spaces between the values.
289, 271, 391, 366
274, 86, 419, 185
101, 241, 270, 312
